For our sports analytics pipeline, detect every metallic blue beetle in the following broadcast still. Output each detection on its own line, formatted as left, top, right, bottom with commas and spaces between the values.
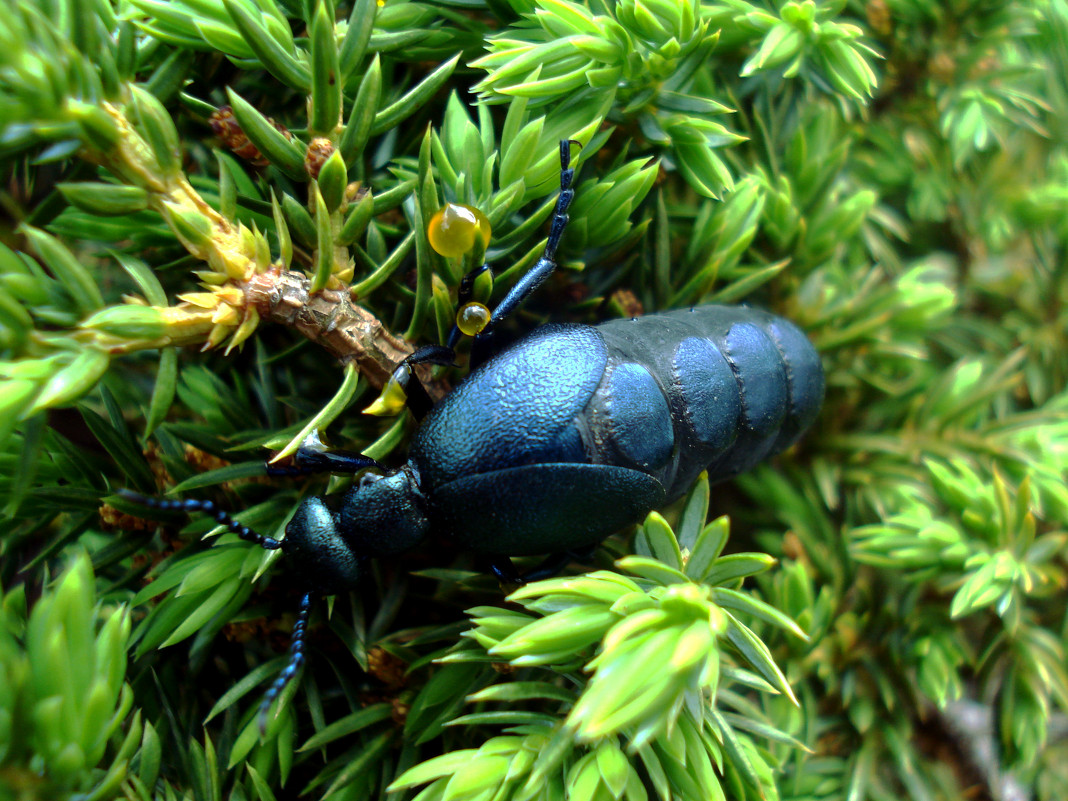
289, 305, 823, 587
125, 142, 823, 726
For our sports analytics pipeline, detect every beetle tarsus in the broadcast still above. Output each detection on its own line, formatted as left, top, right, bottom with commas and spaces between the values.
544, 140, 575, 257
518, 552, 573, 583
522, 545, 600, 582
488, 546, 597, 586
489, 557, 524, 586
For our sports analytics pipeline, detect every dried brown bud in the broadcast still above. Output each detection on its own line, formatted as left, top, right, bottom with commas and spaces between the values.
305, 137, 336, 180
210, 105, 293, 167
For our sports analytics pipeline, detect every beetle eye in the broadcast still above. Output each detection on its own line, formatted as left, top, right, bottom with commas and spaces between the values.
428, 202, 491, 258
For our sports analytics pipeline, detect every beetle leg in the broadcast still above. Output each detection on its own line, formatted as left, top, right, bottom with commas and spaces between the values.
458, 264, 492, 308
395, 372, 435, 420
274, 448, 382, 477
517, 551, 573, 583
389, 140, 579, 407
363, 343, 457, 420
483, 140, 576, 331
444, 263, 492, 353
488, 557, 523, 586
520, 544, 599, 582
478, 141, 575, 361
266, 429, 385, 477
390, 344, 457, 420
444, 141, 578, 372
488, 543, 598, 587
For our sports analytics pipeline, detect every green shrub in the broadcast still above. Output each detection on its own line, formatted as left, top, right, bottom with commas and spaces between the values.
0, 1, 1065, 799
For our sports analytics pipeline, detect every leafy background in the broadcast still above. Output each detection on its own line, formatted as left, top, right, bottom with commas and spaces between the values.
1, 0, 1066, 800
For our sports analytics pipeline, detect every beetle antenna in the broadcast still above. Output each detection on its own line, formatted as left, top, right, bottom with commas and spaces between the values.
258, 591, 313, 733
117, 489, 283, 550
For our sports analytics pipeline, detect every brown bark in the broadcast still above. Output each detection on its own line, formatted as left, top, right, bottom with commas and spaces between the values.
244, 269, 446, 400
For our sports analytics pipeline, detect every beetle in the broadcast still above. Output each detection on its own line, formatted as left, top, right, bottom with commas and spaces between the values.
123, 141, 823, 727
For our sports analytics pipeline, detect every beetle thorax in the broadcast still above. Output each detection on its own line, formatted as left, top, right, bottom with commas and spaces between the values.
338, 463, 430, 557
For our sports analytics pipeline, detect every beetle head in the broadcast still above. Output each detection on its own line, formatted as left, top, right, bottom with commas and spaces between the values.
283, 496, 362, 595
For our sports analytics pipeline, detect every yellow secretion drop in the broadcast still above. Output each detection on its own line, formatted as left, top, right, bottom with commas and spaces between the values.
428, 203, 491, 258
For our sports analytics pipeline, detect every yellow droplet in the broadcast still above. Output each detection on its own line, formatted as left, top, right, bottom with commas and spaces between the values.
363, 373, 408, 416
428, 203, 491, 258
456, 302, 491, 337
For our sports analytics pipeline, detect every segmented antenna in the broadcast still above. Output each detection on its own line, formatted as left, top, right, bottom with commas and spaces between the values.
258, 591, 313, 732
117, 489, 283, 550
120, 489, 315, 731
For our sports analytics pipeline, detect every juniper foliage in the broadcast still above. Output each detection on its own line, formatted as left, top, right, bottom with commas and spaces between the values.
0, 1, 1065, 800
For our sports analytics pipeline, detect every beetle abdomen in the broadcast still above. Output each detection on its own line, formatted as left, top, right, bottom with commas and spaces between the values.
590, 306, 823, 500
412, 306, 821, 551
